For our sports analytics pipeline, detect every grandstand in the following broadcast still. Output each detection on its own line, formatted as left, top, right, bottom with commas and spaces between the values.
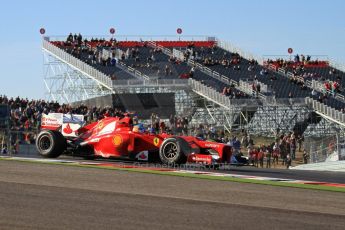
41, 34, 345, 138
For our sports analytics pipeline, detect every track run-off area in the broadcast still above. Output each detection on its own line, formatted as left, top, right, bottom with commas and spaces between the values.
0, 158, 345, 229
1, 155, 345, 192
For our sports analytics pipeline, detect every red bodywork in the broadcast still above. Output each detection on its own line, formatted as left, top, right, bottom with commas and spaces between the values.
46, 116, 232, 164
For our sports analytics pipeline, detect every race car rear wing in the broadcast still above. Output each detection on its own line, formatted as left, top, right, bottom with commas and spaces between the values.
41, 113, 85, 137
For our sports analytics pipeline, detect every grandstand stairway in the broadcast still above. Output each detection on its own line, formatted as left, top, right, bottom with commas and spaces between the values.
232, 108, 258, 130
293, 111, 322, 136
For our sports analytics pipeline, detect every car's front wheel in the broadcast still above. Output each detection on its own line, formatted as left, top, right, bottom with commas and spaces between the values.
159, 138, 186, 165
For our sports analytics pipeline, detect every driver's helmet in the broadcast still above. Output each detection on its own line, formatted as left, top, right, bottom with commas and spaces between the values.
132, 125, 139, 133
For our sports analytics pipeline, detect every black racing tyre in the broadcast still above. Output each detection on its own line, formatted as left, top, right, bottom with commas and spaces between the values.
83, 155, 95, 160
159, 138, 186, 165
36, 130, 66, 158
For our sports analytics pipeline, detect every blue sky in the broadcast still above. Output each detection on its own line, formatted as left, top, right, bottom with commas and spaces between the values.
0, 0, 344, 99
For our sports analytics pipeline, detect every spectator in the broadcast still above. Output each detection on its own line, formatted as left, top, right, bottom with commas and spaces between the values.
165, 65, 170, 76
311, 89, 317, 96
265, 146, 272, 168
256, 83, 261, 94
297, 134, 304, 152
290, 135, 296, 160
286, 154, 292, 169
294, 54, 300, 63
1, 144, 7, 154
258, 147, 264, 168
303, 150, 309, 164
111, 58, 117, 66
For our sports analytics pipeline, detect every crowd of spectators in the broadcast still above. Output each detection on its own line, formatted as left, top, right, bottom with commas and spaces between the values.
0, 95, 128, 141
265, 55, 344, 107
266, 54, 328, 69
64, 33, 117, 47
184, 44, 259, 72
0, 94, 203, 138
266, 55, 342, 87
59, 33, 180, 80
222, 85, 249, 99
323, 80, 341, 94
150, 118, 306, 168
0, 94, 151, 152
121, 46, 177, 77
291, 64, 342, 83
58, 35, 345, 103
246, 131, 305, 168
288, 75, 308, 90
187, 128, 305, 168
1, 95, 307, 167
53, 34, 264, 101
294, 67, 343, 102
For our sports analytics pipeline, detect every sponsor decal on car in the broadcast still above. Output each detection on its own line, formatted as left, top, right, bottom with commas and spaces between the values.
153, 137, 160, 146
135, 151, 149, 161
41, 113, 63, 129
112, 135, 122, 146
62, 123, 81, 137
63, 114, 84, 124
97, 121, 104, 131
41, 113, 84, 133
189, 154, 212, 164
205, 143, 220, 148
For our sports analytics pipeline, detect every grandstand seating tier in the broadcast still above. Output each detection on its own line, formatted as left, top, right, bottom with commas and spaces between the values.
50, 40, 345, 112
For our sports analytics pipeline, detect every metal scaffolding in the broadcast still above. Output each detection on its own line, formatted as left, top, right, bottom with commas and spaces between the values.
246, 105, 310, 136
43, 51, 113, 103
304, 117, 345, 137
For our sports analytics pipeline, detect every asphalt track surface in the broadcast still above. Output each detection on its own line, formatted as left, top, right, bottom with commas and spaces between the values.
17, 153, 345, 184
0, 160, 345, 229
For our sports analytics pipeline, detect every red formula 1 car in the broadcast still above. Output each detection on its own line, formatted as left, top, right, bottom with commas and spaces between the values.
35, 113, 232, 165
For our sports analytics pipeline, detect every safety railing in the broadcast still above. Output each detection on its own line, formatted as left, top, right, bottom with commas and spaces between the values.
336, 93, 345, 101
238, 80, 267, 99
310, 80, 345, 102
147, 41, 172, 56
216, 39, 264, 65
112, 79, 188, 87
188, 78, 231, 108
305, 97, 345, 125
311, 80, 327, 93
120, 62, 150, 81
267, 64, 345, 104
172, 48, 185, 61
102, 48, 123, 60
268, 63, 304, 83
42, 39, 113, 89
263, 55, 329, 63
102, 48, 150, 81
186, 58, 238, 87
329, 58, 345, 73
230, 97, 305, 106
189, 77, 306, 107
45, 35, 210, 42
305, 80, 312, 88
274, 64, 310, 88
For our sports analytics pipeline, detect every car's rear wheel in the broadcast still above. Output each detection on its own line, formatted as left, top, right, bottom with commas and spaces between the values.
159, 138, 186, 165
36, 130, 66, 158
